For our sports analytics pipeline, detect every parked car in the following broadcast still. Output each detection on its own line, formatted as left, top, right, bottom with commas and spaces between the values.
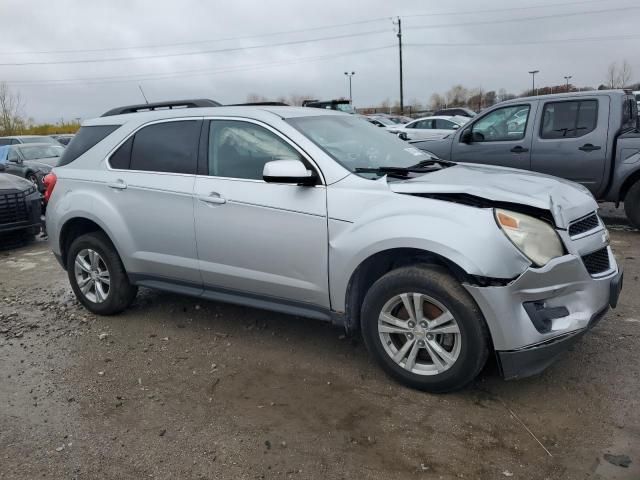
46, 99, 622, 393
433, 107, 477, 118
0, 144, 63, 191
302, 99, 355, 114
372, 113, 413, 124
0, 169, 42, 241
364, 115, 396, 128
0, 135, 63, 146
50, 134, 75, 146
387, 115, 467, 141
412, 90, 640, 228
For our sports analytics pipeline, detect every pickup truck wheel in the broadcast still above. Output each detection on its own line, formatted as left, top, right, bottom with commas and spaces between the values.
624, 181, 640, 230
66, 232, 137, 315
361, 265, 489, 393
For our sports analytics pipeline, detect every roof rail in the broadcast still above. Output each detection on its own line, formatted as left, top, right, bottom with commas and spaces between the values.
227, 102, 289, 106
101, 99, 221, 117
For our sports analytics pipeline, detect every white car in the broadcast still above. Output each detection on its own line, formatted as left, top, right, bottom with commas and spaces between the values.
387, 116, 467, 141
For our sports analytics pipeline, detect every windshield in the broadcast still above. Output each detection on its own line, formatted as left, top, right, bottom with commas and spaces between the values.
335, 103, 355, 114
369, 116, 394, 126
287, 115, 434, 178
19, 145, 65, 160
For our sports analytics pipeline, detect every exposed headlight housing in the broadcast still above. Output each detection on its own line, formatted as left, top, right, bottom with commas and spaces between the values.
495, 209, 564, 267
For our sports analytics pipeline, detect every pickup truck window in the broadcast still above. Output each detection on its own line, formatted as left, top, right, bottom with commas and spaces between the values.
540, 100, 597, 139
469, 105, 530, 142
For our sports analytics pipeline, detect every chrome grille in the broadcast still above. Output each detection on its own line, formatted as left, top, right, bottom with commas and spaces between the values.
568, 212, 599, 237
581, 247, 610, 276
0, 190, 29, 225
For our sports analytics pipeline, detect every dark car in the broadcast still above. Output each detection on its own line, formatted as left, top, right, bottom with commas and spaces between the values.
433, 107, 477, 118
0, 144, 63, 192
0, 170, 42, 241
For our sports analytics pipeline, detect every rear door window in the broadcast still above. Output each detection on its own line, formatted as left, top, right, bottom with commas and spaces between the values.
58, 125, 120, 166
540, 100, 598, 139
125, 120, 200, 174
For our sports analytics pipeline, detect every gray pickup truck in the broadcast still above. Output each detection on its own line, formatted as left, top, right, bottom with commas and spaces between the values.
412, 90, 640, 228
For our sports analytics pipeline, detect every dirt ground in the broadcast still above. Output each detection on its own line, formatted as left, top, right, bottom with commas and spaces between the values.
1, 205, 639, 480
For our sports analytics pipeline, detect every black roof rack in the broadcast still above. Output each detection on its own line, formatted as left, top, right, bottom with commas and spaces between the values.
101, 99, 222, 117
227, 102, 289, 106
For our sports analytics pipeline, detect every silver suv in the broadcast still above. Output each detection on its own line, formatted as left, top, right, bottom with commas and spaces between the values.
46, 100, 623, 392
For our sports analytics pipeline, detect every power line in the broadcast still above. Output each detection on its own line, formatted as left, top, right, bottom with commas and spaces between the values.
0, 17, 391, 56
0, 29, 389, 67
403, 0, 609, 18
0, 0, 608, 57
4, 45, 395, 86
405, 32, 640, 47
405, 5, 639, 31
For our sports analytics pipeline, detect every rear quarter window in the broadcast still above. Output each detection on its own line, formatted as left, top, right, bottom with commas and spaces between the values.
57, 125, 120, 166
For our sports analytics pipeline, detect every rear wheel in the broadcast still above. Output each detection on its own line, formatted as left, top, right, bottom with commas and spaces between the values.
361, 265, 490, 393
66, 232, 137, 315
624, 181, 640, 230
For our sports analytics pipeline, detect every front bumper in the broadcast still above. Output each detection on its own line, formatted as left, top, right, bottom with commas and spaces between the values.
0, 191, 42, 236
464, 250, 622, 380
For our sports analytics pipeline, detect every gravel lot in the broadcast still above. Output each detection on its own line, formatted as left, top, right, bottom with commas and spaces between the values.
1, 205, 639, 479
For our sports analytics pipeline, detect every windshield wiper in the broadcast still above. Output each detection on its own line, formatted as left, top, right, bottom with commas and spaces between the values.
409, 158, 456, 168
354, 165, 443, 178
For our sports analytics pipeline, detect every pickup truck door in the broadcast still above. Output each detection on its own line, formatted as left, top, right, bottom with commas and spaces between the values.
450, 102, 536, 170
530, 96, 609, 195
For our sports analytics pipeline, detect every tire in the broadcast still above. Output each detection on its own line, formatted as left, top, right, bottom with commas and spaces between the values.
624, 181, 640, 230
361, 265, 490, 393
66, 232, 137, 315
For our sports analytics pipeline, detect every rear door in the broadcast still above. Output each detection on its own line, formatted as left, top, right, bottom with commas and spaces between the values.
530, 97, 608, 194
451, 103, 535, 170
104, 119, 202, 284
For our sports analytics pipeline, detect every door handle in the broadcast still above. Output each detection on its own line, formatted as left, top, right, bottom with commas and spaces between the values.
510, 146, 529, 153
199, 192, 226, 205
108, 179, 127, 190
579, 143, 601, 152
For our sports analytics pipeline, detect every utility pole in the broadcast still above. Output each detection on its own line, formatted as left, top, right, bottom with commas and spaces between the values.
564, 75, 572, 92
344, 71, 355, 105
393, 17, 404, 113
528, 70, 539, 96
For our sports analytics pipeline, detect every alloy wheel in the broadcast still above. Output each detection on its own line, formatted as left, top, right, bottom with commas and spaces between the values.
74, 249, 110, 303
378, 292, 462, 375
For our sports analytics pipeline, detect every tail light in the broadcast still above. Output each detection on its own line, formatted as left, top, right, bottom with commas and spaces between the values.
43, 172, 57, 203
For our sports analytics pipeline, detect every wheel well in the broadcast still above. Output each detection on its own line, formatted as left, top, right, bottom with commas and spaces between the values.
59, 218, 106, 268
619, 170, 640, 202
343, 248, 471, 333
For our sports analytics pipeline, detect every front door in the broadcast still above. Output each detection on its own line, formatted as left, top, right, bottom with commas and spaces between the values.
451, 103, 535, 170
530, 97, 609, 195
193, 119, 329, 308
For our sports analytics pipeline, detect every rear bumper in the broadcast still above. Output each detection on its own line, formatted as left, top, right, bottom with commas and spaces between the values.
465, 253, 622, 380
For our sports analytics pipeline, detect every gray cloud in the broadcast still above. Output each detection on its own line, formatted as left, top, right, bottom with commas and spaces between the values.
0, 0, 638, 122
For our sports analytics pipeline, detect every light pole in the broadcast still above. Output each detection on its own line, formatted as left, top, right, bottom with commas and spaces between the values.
344, 71, 355, 105
528, 70, 539, 96
564, 75, 572, 92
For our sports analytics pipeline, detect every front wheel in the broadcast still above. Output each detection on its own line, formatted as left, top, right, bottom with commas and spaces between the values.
624, 181, 640, 230
66, 232, 137, 315
361, 265, 490, 393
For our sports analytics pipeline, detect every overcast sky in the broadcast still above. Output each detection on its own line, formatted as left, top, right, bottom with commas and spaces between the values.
1, 0, 639, 123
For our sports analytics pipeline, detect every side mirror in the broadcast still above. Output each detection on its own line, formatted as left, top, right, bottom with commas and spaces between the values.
263, 159, 317, 186
461, 129, 473, 143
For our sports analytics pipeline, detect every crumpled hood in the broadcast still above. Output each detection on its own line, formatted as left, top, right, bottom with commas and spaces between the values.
388, 163, 598, 229
0, 172, 32, 190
